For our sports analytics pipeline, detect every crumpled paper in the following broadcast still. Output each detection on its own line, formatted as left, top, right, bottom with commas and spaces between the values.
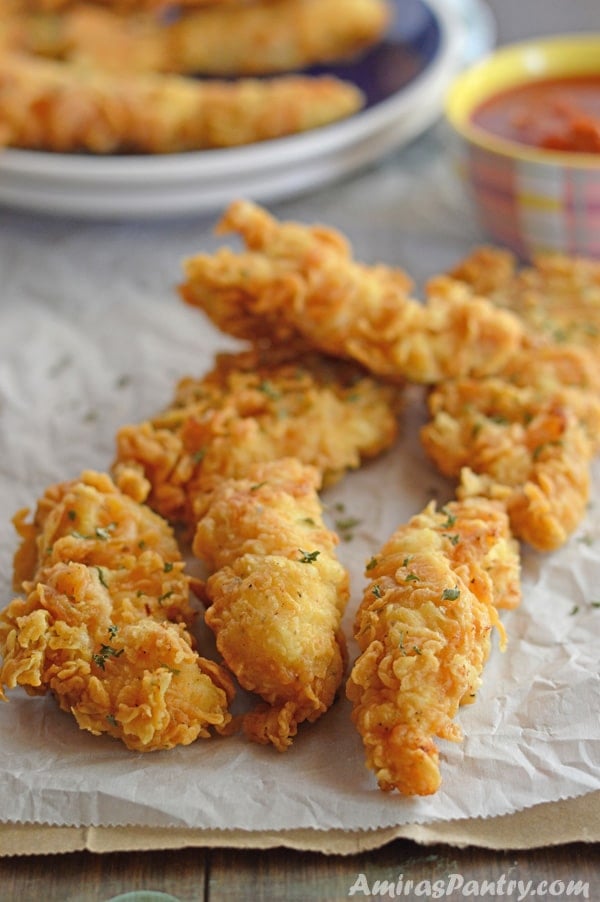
0, 132, 599, 834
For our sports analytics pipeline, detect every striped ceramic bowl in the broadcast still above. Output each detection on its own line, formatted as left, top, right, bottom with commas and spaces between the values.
445, 35, 600, 260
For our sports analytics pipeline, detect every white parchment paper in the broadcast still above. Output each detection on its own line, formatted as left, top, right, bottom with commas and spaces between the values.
0, 129, 599, 833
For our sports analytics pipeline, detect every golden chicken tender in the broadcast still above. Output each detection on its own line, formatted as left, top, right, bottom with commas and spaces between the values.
12, 0, 392, 76
498, 342, 600, 406
20, 1, 245, 9
193, 458, 350, 751
0, 471, 235, 750
421, 378, 597, 551
0, 562, 234, 749
11, 468, 195, 626
112, 347, 402, 532
179, 201, 527, 384
447, 246, 600, 353
347, 497, 516, 796
0, 51, 363, 153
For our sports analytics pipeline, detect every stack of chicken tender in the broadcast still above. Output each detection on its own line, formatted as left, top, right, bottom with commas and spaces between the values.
0, 0, 392, 152
2, 199, 599, 799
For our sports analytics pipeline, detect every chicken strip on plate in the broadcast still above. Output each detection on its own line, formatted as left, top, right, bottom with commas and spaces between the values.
9, 0, 248, 11
193, 458, 350, 751
0, 470, 234, 750
112, 346, 403, 533
179, 200, 527, 383
347, 497, 518, 795
9, 0, 392, 76
0, 52, 363, 152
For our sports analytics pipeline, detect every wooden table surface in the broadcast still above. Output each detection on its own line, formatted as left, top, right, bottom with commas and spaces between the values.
1, 838, 599, 900
2, 2, 599, 900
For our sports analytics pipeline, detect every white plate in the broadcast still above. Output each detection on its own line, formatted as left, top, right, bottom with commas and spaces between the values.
0, 0, 488, 219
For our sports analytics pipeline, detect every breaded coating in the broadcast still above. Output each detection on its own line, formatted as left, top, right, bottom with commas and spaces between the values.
9, 0, 392, 76
0, 564, 234, 750
448, 246, 600, 353
421, 376, 599, 551
179, 201, 527, 384
112, 347, 402, 532
3, 0, 255, 15
0, 51, 363, 153
193, 458, 350, 751
346, 497, 516, 796
11, 468, 195, 626
0, 471, 234, 750
498, 343, 600, 407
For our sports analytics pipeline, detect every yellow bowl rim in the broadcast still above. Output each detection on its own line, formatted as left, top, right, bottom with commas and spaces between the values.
446, 33, 600, 169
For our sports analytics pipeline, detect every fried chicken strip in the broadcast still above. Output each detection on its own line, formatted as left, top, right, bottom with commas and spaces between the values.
1, 0, 255, 21
420, 372, 599, 551
179, 201, 527, 384
14, 0, 244, 10
112, 346, 402, 533
448, 246, 600, 354
9, 0, 392, 76
1, 471, 234, 750
347, 497, 518, 795
192, 458, 350, 751
11, 468, 195, 625
0, 52, 363, 153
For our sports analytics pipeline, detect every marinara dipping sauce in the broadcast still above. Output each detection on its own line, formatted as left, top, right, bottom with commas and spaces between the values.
471, 75, 600, 154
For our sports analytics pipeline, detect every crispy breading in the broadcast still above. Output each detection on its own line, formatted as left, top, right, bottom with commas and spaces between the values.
11, 469, 195, 626
0, 563, 234, 749
394, 497, 522, 612
447, 246, 600, 353
19, 1, 245, 9
179, 201, 527, 383
498, 343, 600, 405
112, 347, 402, 532
0, 51, 363, 152
346, 498, 516, 795
8, 0, 392, 76
420, 376, 598, 551
192, 458, 350, 750
0, 471, 234, 749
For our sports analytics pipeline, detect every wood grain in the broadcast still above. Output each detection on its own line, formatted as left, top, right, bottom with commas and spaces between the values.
1, 841, 598, 901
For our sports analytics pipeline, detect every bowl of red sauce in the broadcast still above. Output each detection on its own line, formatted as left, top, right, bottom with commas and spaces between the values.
445, 35, 600, 260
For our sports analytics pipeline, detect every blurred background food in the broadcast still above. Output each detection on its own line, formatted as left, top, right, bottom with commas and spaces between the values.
0, 0, 393, 152
446, 34, 600, 260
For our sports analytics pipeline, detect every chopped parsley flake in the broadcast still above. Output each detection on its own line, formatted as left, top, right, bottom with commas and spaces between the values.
443, 533, 460, 546
442, 587, 460, 601
93, 644, 124, 670
299, 549, 320, 564
95, 566, 109, 589
335, 516, 360, 542
440, 508, 457, 529
258, 380, 281, 399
